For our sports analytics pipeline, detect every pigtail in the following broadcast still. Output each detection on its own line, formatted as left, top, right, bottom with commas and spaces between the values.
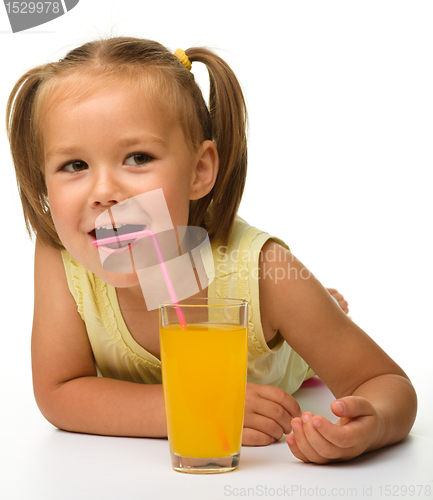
6, 67, 62, 249
186, 48, 248, 246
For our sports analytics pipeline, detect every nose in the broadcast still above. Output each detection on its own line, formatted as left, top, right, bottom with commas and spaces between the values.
88, 170, 126, 208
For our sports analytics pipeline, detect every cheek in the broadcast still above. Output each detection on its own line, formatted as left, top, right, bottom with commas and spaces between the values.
46, 181, 62, 214
48, 192, 67, 223
47, 197, 62, 229
46, 187, 77, 237
155, 182, 191, 223
168, 191, 190, 221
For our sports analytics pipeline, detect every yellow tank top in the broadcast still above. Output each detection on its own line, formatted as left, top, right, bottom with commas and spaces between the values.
61, 216, 313, 393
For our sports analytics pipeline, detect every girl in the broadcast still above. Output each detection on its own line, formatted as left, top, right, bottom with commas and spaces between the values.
7, 37, 416, 464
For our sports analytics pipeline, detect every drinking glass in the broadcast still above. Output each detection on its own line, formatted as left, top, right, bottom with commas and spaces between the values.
160, 298, 248, 473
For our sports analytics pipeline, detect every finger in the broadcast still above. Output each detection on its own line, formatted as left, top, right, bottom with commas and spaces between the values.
242, 427, 275, 447
329, 293, 348, 311
290, 416, 331, 464
338, 301, 349, 313
250, 397, 295, 434
331, 396, 375, 419
243, 413, 285, 441
253, 384, 302, 419
286, 432, 311, 463
331, 293, 348, 310
327, 289, 349, 312
302, 415, 353, 460
327, 288, 345, 301
330, 291, 343, 301
308, 413, 370, 450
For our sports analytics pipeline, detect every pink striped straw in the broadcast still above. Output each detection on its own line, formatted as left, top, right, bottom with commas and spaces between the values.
92, 229, 187, 328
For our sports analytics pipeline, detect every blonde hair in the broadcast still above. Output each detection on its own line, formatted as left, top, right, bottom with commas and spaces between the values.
6, 37, 248, 249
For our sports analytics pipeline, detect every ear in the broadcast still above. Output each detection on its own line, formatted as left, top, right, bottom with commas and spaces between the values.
189, 140, 219, 200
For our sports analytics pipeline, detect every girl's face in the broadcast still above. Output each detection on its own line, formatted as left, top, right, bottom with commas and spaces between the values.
42, 79, 213, 287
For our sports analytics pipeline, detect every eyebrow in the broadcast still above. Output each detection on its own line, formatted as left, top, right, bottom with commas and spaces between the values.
117, 136, 167, 148
45, 135, 167, 161
45, 146, 83, 161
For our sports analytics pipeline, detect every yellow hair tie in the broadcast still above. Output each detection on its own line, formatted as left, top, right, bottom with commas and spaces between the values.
174, 48, 192, 71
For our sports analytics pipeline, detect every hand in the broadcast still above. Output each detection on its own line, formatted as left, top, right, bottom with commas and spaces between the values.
327, 288, 349, 314
286, 396, 381, 463
242, 383, 302, 446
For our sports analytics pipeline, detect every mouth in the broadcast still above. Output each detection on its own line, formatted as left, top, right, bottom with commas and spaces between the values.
90, 223, 146, 249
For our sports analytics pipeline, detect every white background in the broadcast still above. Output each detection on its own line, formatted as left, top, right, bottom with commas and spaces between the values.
1, 1, 432, 498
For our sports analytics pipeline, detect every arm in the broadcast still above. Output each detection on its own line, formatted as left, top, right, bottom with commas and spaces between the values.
241, 288, 349, 446
32, 239, 166, 437
258, 240, 417, 463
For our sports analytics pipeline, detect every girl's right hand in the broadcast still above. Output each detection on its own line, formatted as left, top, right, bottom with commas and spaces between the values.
242, 383, 302, 446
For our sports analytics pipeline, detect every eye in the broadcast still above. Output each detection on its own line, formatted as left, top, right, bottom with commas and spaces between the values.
60, 160, 88, 173
125, 153, 152, 166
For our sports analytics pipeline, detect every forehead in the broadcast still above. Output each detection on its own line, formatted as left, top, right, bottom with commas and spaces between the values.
39, 76, 184, 152
41, 71, 174, 122
39, 84, 192, 171
35, 69, 200, 162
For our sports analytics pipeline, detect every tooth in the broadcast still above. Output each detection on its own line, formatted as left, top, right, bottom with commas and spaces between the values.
96, 223, 129, 231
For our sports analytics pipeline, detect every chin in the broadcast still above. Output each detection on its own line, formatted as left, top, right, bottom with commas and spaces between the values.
102, 270, 140, 288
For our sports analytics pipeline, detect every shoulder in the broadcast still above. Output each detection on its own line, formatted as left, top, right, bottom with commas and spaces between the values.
34, 240, 76, 296
220, 216, 290, 257
258, 239, 339, 336
33, 239, 93, 340
33, 239, 88, 348
34, 239, 89, 318
258, 240, 304, 342
34, 238, 67, 283
223, 220, 294, 343
34, 239, 79, 309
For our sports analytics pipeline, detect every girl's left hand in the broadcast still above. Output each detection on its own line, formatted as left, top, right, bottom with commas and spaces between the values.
326, 288, 349, 314
286, 396, 382, 463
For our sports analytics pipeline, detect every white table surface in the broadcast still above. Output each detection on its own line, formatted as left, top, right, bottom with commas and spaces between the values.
2, 374, 432, 500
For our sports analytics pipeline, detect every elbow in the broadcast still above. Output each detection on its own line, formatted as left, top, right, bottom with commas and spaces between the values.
33, 382, 79, 433
33, 389, 67, 431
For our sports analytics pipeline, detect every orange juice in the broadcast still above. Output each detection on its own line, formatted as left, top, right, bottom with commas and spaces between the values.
160, 323, 247, 458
